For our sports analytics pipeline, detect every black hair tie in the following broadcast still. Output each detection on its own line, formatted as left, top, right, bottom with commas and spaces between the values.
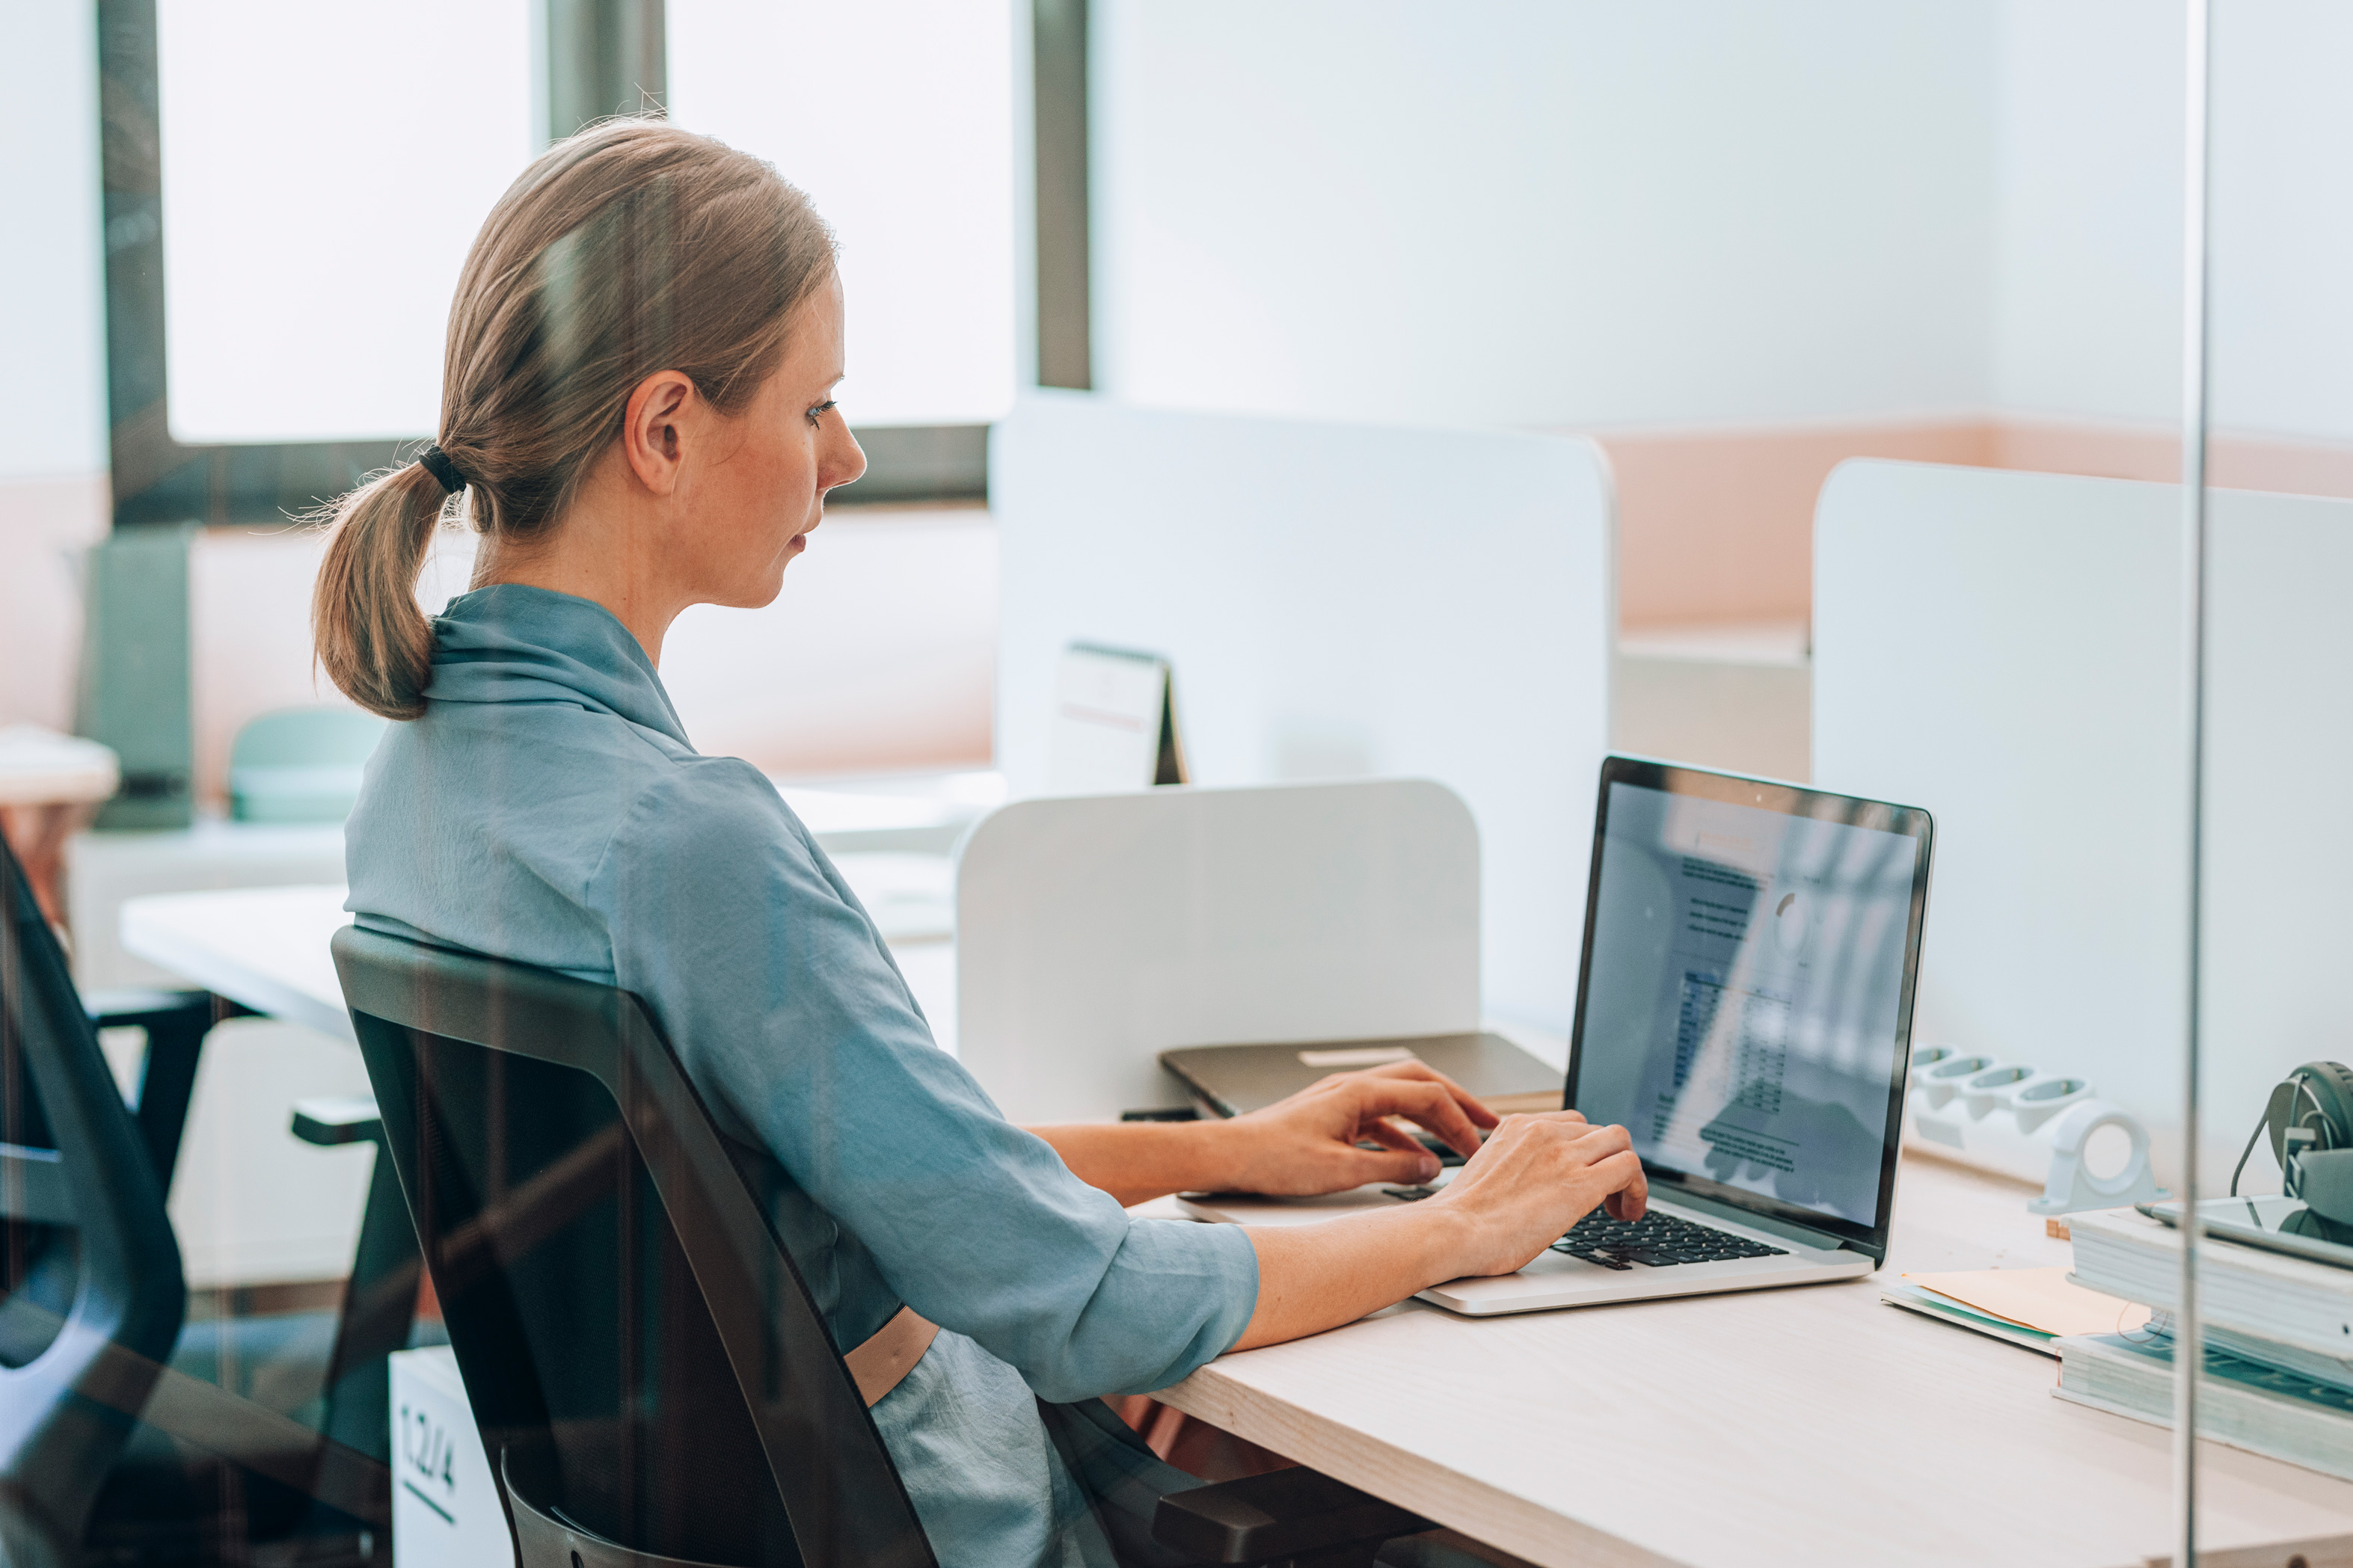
418, 444, 469, 494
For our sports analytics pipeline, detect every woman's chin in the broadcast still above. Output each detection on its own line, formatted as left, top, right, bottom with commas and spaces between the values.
715, 565, 792, 610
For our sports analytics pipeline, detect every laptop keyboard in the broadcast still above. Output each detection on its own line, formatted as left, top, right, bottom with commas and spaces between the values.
1373, 1189, 1793, 1270
1547, 1210, 1787, 1271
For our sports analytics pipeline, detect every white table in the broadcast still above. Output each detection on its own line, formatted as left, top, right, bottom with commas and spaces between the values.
2, 724, 120, 922
1151, 1155, 2353, 1567
0, 725, 120, 805
123, 884, 357, 1040
117, 859, 960, 1054
115, 872, 957, 1289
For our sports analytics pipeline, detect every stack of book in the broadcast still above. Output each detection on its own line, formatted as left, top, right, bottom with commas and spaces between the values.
2063, 1206, 2353, 1479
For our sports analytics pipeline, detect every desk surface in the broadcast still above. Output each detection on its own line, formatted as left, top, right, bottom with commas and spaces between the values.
0, 725, 118, 805
116, 871, 959, 1050
122, 890, 2353, 1564
1152, 1156, 2353, 1567
123, 883, 356, 1040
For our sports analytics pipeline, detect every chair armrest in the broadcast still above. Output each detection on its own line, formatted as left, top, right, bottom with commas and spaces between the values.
290, 1095, 384, 1146
83, 987, 212, 1027
0, 1141, 73, 1223
1152, 1468, 1429, 1566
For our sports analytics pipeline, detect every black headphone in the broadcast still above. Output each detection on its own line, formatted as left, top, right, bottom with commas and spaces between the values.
2235, 1060, 2353, 1226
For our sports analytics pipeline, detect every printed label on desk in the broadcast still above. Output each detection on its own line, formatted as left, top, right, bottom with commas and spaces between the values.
390, 1347, 515, 1568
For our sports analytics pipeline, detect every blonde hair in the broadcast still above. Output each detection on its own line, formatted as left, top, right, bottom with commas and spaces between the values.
313, 118, 837, 719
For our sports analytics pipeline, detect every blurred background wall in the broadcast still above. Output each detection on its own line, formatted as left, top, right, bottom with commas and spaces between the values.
1091, 0, 2353, 630
9, 1, 2349, 746
0, 0, 111, 733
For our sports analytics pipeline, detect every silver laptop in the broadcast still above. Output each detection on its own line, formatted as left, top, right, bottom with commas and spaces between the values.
1180, 756, 1934, 1315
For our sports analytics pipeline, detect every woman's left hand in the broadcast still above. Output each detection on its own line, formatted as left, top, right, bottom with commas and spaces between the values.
1213, 1061, 1512, 1196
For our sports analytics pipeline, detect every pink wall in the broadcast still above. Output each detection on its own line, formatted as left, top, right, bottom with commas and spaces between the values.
16, 419, 2353, 781
1593, 420, 1995, 627
0, 476, 110, 731
182, 505, 994, 810
1589, 416, 2353, 629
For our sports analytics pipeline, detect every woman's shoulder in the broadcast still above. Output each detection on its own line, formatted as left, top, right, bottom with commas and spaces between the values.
601, 751, 823, 870
354, 703, 811, 894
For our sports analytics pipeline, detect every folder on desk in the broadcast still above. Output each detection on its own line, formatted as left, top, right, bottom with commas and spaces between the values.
1159, 1033, 1563, 1119
1049, 644, 1188, 792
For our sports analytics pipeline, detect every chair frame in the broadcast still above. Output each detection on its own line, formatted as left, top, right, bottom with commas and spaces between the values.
3, 840, 401, 1567
1, 836, 189, 1567
337, 923, 1435, 1568
334, 923, 936, 1568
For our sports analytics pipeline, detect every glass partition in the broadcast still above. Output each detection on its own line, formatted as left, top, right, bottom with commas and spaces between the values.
2183, 0, 2353, 1558
22, 4, 2353, 1566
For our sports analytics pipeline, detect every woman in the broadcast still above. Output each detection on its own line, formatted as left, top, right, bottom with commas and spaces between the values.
315, 118, 1645, 1567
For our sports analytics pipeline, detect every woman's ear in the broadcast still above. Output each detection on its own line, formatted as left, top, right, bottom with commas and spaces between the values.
620, 370, 699, 495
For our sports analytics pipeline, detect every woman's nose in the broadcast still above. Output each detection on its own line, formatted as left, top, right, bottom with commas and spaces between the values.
826, 423, 868, 491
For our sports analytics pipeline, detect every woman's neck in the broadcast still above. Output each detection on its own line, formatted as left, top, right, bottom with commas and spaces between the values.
473, 499, 684, 668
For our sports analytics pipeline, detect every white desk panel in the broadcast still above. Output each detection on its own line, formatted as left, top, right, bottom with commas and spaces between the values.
1814, 461, 2189, 1172
957, 780, 1481, 1123
991, 394, 1613, 1036
2201, 488, 2353, 1187
1815, 459, 2353, 1187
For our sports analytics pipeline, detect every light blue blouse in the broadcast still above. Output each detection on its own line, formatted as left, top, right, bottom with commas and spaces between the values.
345, 585, 1260, 1567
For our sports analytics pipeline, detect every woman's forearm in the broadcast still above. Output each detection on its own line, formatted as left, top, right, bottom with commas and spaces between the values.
1037, 1111, 1648, 1358
1230, 1209, 1458, 1350
1026, 1119, 1243, 1208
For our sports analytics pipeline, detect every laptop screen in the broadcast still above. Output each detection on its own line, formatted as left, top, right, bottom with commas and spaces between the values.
1565, 759, 1933, 1255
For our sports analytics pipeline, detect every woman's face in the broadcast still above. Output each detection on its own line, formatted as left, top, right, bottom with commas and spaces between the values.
676, 273, 866, 609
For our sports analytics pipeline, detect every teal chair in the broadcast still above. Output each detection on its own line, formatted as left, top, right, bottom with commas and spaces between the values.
227, 709, 387, 825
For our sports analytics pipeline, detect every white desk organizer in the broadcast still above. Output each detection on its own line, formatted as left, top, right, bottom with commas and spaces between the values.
1906, 1042, 2165, 1214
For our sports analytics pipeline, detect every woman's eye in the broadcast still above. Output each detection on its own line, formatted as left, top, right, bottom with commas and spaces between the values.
806, 399, 838, 425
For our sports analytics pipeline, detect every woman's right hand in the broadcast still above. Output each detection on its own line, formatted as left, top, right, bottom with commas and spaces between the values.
1423, 1113, 1648, 1279
1233, 1110, 1650, 1351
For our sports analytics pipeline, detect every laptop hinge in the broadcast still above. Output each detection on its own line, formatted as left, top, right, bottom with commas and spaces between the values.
1657, 1185, 1859, 1255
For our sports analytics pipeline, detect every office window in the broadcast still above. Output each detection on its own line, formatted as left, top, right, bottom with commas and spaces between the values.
156, 0, 537, 445
666, 0, 1018, 427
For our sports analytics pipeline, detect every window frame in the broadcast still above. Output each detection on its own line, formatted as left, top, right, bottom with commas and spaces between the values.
1031, 0, 1090, 391
96, 0, 989, 532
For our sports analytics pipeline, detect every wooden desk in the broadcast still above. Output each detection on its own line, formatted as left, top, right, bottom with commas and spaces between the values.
1153, 1156, 2353, 1567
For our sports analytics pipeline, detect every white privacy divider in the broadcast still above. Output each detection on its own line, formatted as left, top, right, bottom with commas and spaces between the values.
955, 780, 1480, 1124
1814, 459, 2353, 1187
990, 393, 1614, 1033
2200, 488, 2353, 1190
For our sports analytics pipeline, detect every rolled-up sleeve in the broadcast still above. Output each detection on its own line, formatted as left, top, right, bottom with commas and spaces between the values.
590, 761, 1259, 1401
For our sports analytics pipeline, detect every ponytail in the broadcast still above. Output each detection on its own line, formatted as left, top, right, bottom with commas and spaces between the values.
313, 460, 447, 720
310, 117, 837, 721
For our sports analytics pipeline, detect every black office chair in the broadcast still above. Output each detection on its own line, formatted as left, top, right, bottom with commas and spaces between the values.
332, 923, 1430, 1568
0, 837, 393, 1567
79, 986, 220, 1193
287, 1096, 433, 1482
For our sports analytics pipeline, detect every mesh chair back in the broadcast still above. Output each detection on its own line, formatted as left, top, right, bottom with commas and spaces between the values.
0, 838, 186, 1565
331, 924, 935, 1568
